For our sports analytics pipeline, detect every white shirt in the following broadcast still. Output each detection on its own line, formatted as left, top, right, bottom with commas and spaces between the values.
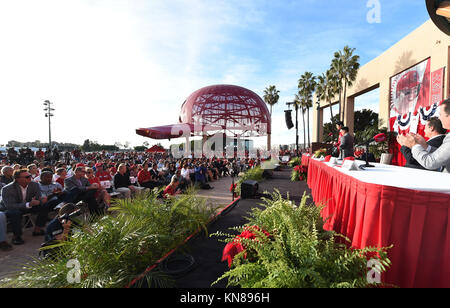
181, 168, 190, 179
20, 185, 27, 202
19, 185, 32, 209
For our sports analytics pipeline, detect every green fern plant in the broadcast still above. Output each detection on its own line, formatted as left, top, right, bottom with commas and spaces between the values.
212, 191, 392, 288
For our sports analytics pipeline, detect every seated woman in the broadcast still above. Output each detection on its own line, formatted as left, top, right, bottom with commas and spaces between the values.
85, 167, 111, 207
163, 176, 181, 199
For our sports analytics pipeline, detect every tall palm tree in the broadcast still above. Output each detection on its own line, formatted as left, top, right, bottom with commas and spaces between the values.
316, 73, 327, 119
340, 46, 360, 122
331, 54, 345, 121
326, 68, 340, 122
263, 85, 280, 150
298, 72, 316, 149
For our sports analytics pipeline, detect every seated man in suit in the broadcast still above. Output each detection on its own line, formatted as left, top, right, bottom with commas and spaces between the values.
398, 117, 446, 170
1, 169, 50, 245
339, 126, 354, 159
399, 99, 450, 172
64, 166, 101, 215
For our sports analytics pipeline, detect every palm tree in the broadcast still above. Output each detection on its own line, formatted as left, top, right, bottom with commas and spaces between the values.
331, 54, 344, 121
340, 46, 360, 122
325, 68, 339, 122
263, 85, 280, 150
332, 46, 360, 122
298, 72, 316, 149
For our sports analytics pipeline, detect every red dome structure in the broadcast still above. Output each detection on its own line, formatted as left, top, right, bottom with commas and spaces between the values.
179, 84, 271, 136
136, 84, 271, 140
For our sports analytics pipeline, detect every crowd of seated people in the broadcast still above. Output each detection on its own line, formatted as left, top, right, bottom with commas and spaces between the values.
0, 149, 274, 250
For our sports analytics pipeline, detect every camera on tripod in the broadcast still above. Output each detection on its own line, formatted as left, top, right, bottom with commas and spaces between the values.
59, 208, 82, 224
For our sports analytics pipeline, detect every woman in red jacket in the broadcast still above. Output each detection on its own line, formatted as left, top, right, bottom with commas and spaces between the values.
86, 167, 111, 207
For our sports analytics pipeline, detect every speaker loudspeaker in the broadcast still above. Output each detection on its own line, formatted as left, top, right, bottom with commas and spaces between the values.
241, 180, 259, 199
285, 110, 294, 130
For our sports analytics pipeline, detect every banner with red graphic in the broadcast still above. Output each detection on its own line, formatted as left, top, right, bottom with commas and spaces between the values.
389, 59, 443, 166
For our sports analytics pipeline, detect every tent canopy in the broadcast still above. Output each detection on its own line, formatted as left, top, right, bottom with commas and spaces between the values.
146, 145, 166, 153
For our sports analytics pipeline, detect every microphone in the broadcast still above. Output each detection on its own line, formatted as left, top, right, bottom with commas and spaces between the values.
360, 133, 387, 146
359, 133, 387, 168
373, 133, 386, 143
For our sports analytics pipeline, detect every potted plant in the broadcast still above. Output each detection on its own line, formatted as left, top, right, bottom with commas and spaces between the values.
370, 130, 396, 164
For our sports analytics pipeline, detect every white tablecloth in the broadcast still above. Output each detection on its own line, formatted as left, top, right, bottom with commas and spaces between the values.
318, 159, 450, 194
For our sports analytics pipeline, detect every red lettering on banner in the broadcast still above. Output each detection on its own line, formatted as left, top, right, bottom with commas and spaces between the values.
431, 67, 444, 105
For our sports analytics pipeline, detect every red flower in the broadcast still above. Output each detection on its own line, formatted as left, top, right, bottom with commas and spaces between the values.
221, 226, 271, 267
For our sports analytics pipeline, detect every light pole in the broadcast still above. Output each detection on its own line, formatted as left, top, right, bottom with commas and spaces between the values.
43, 100, 54, 151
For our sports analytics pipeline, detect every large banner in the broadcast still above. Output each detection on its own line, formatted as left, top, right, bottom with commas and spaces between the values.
389, 59, 444, 165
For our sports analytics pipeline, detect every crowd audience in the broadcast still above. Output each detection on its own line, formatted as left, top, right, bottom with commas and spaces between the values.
0, 147, 287, 250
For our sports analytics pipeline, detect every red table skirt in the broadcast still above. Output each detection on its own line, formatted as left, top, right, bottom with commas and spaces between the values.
307, 158, 450, 288
301, 154, 311, 167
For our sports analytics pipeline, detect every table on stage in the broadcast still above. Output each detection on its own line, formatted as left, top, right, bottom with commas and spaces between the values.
304, 155, 450, 288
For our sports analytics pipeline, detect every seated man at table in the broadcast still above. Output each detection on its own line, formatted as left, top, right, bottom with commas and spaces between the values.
398, 117, 446, 170
399, 99, 450, 172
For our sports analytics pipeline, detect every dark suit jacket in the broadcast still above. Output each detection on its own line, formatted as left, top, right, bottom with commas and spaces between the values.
339, 133, 354, 158
0, 181, 42, 211
401, 134, 445, 170
64, 175, 92, 192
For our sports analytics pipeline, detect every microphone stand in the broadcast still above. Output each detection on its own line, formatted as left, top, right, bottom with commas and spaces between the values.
363, 142, 375, 168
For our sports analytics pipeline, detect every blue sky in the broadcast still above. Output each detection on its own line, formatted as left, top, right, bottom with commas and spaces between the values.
0, 0, 431, 149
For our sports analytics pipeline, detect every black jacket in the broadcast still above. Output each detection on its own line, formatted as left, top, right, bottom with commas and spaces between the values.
400, 134, 446, 170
